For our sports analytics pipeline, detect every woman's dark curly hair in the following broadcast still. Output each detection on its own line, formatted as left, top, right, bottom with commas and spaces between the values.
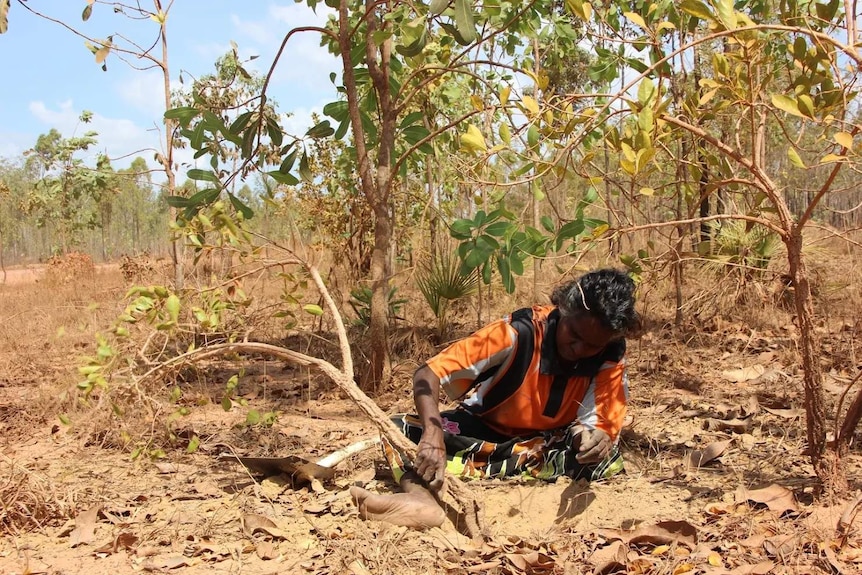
550, 268, 640, 335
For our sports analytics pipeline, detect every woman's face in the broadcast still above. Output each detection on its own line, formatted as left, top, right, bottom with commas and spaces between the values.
555, 312, 617, 362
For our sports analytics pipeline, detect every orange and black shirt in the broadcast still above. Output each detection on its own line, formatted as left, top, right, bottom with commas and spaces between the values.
425, 305, 628, 440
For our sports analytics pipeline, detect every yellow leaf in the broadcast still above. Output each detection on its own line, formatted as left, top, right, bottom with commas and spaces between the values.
150, 11, 166, 24
771, 94, 804, 118
787, 147, 805, 168
537, 70, 550, 91
639, 187, 655, 196
460, 124, 487, 153
499, 86, 511, 104
699, 88, 718, 106
522, 95, 540, 117
708, 552, 723, 567
592, 223, 609, 238
651, 544, 670, 555
498, 122, 511, 145
672, 563, 694, 575
470, 95, 484, 112
834, 131, 853, 149
624, 11, 647, 28
657, 21, 676, 31
820, 153, 844, 164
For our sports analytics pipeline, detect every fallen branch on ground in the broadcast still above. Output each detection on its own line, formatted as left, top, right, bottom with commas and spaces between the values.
137, 264, 486, 539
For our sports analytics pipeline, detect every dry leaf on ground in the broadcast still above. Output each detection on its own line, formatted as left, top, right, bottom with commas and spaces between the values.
762, 534, 798, 560
255, 540, 278, 560
722, 365, 766, 383
599, 520, 698, 548
704, 417, 753, 434
736, 484, 798, 515
761, 406, 803, 419
142, 555, 191, 571
588, 540, 627, 574
93, 532, 138, 555
69, 504, 103, 548
687, 439, 732, 468
710, 560, 775, 574
240, 513, 290, 539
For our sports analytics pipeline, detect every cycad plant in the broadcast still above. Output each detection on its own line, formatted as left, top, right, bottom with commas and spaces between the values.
710, 220, 781, 277
416, 250, 479, 337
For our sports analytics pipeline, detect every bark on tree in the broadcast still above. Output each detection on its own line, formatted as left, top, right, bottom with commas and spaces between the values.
786, 228, 847, 495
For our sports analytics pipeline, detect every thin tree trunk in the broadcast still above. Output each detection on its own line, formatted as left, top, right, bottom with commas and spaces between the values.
153, 0, 182, 290
787, 228, 847, 495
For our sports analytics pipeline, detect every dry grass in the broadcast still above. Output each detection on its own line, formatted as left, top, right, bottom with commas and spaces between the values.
0, 457, 76, 534
0, 233, 861, 573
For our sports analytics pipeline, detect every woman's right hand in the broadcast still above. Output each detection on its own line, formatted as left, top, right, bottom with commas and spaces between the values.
414, 427, 447, 491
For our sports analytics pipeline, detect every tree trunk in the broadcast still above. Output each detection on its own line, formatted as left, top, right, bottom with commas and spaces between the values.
368, 201, 392, 391
787, 228, 848, 495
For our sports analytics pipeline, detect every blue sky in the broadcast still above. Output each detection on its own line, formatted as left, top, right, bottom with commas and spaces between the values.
0, 1, 340, 172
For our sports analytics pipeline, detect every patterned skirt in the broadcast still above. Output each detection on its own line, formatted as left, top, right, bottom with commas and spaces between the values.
381, 409, 624, 483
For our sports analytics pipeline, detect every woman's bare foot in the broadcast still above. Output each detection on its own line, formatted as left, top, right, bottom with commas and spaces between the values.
350, 476, 445, 529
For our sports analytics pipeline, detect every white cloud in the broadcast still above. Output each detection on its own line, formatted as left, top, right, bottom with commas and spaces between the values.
229, 3, 340, 106
27, 100, 172, 174
0, 132, 32, 159
116, 70, 168, 119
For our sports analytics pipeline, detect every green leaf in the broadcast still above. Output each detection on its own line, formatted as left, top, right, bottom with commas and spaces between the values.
187, 169, 219, 183
484, 221, 512, 237
771, 94, 804, 118
497, 255, 514, 293
402, 125, 430, 145
221, 396, 232, 411
302, 304, 324, 316
787, 147, 806, 168
299, 151, 312, 183
453, 0, 477, 44
307, 120, 335, 139
267, 170, 300, 186
323, 100, 349, 122
229, 111, 253, 134
540, 215, 555, 233
246, 410, 261, 426
797, 94, 815, 118
428, 0, 449, 15
638, 78, 656, 106
164, 106, 200, 125
228, 192, 254, 220
450, 219, 474, 240
59, 413, 71, 425
186, 435, 200, 453
165, 294, 180, 323
476, 234, 500, 251
82, 4, 93, 21
679, 0, 714, 20
527, 124, 540, 148
188, 188, 221, 205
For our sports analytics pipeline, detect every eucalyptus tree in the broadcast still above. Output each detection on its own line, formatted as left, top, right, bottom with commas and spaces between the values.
22, 115, 112, 255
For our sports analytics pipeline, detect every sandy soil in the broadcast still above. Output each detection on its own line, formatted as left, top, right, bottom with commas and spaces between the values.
2, 265, 861, 575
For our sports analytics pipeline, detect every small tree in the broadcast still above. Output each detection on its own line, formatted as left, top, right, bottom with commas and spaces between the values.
22, 114, 111, 254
